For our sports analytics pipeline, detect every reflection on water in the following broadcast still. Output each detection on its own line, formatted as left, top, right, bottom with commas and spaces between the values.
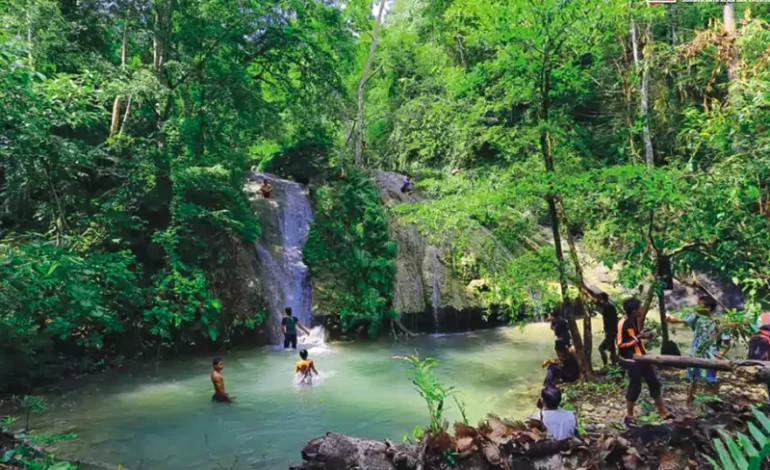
28, 323, 571, 470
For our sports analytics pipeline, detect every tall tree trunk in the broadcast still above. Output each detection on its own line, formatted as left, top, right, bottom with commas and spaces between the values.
723, 3, 737, 82
631, 21, 654, 167
153, 0, 174, 74
110, 97, 122, 136
119, 96, 132, 135
26, 7, 34, 68
111, 13, 131, 137
539, 61, 589, 379
557, 201, 594, 379
355, 0, 387, 168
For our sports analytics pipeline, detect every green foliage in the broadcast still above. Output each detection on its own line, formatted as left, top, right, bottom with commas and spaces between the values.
18, 395, 47, 431
706, 406, 770, 470
0, 0, 359, 389
303, 170, 397, 336
402, 353, 456, 435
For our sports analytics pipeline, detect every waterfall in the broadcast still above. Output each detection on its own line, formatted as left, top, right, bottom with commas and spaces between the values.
430, 246, 441, 333
249, 172, 319, 344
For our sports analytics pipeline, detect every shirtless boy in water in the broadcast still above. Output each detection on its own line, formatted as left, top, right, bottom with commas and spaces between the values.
295, 349, 319, 385
211, 357, 234, 403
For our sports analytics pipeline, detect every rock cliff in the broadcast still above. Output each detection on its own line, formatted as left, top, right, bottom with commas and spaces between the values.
373, 171, 511, 332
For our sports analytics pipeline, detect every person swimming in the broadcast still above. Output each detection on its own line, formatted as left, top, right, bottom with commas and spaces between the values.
211, 357, 234, 403
295, 349, 319, 386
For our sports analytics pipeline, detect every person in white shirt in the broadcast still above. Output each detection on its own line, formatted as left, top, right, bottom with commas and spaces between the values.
528, 387, 578, 440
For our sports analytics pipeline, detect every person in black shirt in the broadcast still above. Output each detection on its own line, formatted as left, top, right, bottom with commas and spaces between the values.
596, 293, 619, 368
549, 312, 571, 347
543, 340, 579, 387
281, 307, 310, 349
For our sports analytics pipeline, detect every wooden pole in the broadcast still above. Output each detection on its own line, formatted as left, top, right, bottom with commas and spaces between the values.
624, 354, 770, 374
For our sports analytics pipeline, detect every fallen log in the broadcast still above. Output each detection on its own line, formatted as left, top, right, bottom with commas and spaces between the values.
624, 354, 770, 377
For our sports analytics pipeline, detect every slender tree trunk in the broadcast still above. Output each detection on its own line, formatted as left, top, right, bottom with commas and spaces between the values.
121, 14, 130, 70
355, 0, 387, 168
631, 21, 654, 167
641, 25, 654, 167
110, 96, 122, 137
539, 61, 590, 379
119, 96, 132, 135
723, 3, 737, 82
26, 8, 34, 68
558, 202, 594, 379
111, 12, 131, 137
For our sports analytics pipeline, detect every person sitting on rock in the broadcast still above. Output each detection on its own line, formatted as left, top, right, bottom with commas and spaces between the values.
400, 174, 414, 194
260, 179, 273, 199
543, 339, 579, 388
529, 387, 578, 440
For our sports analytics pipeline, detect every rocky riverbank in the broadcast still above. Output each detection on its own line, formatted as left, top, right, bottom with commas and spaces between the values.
289, 372, 770, 470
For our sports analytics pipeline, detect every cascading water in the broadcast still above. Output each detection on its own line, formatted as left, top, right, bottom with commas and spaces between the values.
249, 172, 325, 345
430, 246, 441, 333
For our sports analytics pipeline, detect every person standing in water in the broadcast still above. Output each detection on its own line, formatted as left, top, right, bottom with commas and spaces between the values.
295, 349, 319, 385
211, 357, 234, 403
282, 307, 310, 349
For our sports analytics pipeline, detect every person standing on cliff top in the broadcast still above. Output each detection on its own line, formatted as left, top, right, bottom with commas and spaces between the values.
282, 307, 310, 350
211, 357, 234, 403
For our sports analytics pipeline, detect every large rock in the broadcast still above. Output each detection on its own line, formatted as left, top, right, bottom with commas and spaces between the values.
373, 171, 512, 332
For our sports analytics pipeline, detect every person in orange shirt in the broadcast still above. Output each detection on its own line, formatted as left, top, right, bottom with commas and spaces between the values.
295, 349, 319, 386
617, 298, 672, 425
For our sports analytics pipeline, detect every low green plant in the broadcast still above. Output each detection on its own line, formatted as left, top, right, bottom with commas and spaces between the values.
693, 393, 723, 406
28, 433, 78, 445
18, 395, 47, 431
607, 365, 624, 380
706, 406, 770, 470
403, 354, 457, 435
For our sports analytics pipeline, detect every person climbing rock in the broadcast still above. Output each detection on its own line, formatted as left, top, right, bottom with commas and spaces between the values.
529, 387, 578, 440
666, 295, 731, 405
211, 357, 234, 403
543, 340, 579, 388
295, 349, 319, 386
618, 298, 672, 425
260, 179, 273, 199
282, 307, 310, 349
400, 174, 414, 194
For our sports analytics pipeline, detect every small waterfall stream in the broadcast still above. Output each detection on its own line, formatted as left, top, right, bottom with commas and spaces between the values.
249, 172, 321, 345
430, 246, 441, 333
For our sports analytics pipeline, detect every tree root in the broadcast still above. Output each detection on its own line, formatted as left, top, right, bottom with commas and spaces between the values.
394, 317, 416, 337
